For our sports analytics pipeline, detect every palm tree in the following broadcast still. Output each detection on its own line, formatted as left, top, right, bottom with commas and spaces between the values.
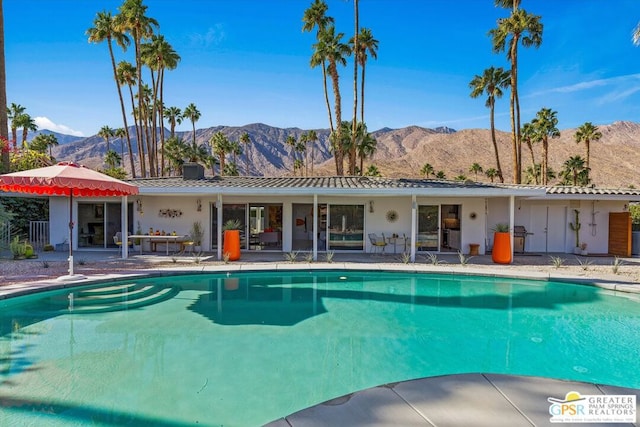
98, 125, 115, 153
306, 129, 318, 176
285, 134, 298, 175
15, 113, 36, 147
116, 60, 139, 177
87, 10, 134, 177
209, 131, 230, 175
531, 107, 560, 185
357, 130, 377, 175
314, 25, 350, 175
351, 27, 378, 124
435, 171, 446, 179
485, 167, 498, 182
239, 131, 251, 175
164, 106, 182, 138
520, 121, 537, 177
561, 155, 587, 186
469, 66, 509, 183
116, 0, 159, 177
0, 2, 8, 173
469, 163, 483, 181
114, 127, 127, 167
104, 149, 122, 169
141, 34, 180, 176
574, 122, 601, 184
29, 133, 58, 158
164, 135, 186, 175
7, 103, 24, 149
420, 163, 434, 178
454, 174, 468, 182
350, 0, 359, 176
364, 164, 381, 177
303, 0, 335, 138
489, 6, 543, 183
183, 103, 200, 146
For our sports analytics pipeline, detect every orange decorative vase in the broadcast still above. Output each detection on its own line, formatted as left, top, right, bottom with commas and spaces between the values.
223, 230, 241, 261
492, 232, 512, 264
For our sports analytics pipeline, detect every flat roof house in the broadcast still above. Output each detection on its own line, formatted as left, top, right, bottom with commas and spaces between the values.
46, 164, 640, 261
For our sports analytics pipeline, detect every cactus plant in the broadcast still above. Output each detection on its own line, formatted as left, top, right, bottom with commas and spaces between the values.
569, 209, 581, 249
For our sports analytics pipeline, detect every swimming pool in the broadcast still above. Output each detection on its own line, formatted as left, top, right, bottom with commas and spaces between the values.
0, 270, 639, 426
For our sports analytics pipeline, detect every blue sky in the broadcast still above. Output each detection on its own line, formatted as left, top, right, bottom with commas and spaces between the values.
5, 0, 640, 137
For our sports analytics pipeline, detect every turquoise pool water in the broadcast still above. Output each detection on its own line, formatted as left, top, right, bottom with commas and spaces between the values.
0, 271, 639, 426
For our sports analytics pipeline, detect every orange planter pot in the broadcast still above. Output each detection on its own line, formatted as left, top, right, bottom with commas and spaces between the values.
223, 230, 241, 261
492, 232, 512, 264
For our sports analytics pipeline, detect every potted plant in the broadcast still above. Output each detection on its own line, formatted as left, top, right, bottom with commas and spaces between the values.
190, 221, 205, 252
222, 219, 242, 261
569, 209, 581, 254
580, 242, 588, 256
491, 223, 512, 264
133, 221, 143, 252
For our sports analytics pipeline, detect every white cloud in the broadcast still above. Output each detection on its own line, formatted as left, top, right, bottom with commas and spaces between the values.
534, 73, 640, 96
188, 25, 226, 48
34, 117, 84, 137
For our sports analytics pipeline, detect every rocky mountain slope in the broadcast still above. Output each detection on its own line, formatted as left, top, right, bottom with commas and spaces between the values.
49, 120, 640, 188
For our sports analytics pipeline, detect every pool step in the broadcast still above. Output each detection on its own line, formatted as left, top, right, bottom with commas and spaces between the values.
72, 285, 162, 305
76, 283, 139, 296
65, 286, 180, 314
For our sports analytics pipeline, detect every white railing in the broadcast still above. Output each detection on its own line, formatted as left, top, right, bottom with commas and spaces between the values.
29, 221, 49, 249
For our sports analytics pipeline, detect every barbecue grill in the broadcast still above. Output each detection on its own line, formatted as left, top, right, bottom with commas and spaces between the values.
514, 225, 533, 253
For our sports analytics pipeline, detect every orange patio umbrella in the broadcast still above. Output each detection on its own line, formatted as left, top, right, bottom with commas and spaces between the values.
0, 162, 139, 279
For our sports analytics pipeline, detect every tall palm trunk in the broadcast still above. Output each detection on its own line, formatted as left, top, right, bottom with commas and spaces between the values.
349, 0, 359, 175
329, 62, 344, 176
360, 63, 366, 123
133, 31, 147, 177
128, 85, 143, 177
159, 68, 166, 176
513, 45, 522, 184
542, 139, 548, 185
321, 61, 334, 133
108, 38, 135, 177
489, 103, 504, 183
0, 0, 8, 173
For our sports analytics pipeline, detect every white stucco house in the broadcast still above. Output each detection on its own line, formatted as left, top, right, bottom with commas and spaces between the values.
47, 164, 640, 261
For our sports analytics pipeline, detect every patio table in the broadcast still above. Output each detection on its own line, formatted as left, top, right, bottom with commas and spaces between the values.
386, 236, 408, 254
128, 234, 190, 255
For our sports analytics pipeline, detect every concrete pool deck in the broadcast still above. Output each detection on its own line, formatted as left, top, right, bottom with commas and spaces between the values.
266, 373, 640, 427
2, 250, 640, 426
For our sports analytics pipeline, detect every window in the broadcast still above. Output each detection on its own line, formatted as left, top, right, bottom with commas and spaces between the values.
328, 204, 364, 250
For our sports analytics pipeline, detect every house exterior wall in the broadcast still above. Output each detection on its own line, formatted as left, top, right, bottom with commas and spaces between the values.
49, 197, 70, 249
487, 197, 628, 255
133, 195, 492, 254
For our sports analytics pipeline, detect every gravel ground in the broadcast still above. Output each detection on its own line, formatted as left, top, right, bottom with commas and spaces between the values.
2, 252, 640, 289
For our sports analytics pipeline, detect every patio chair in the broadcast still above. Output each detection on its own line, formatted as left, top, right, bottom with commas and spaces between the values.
113, 232, 131, 254
368, 233, 388, 254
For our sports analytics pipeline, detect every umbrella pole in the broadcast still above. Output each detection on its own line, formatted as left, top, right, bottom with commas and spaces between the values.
68, 190, 74, 276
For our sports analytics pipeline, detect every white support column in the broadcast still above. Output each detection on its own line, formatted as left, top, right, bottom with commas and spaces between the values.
509, 195, 515, 260
121, 196, 129, 259
410, 195, 417, 263
217, 194, 223, 260
313, 194, 318, 261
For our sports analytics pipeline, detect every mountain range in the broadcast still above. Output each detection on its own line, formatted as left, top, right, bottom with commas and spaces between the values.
43, 120, 640, 188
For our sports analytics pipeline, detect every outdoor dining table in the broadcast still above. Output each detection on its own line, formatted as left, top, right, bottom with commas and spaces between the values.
386, 235, 408, 254
128, 234, 190, 255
